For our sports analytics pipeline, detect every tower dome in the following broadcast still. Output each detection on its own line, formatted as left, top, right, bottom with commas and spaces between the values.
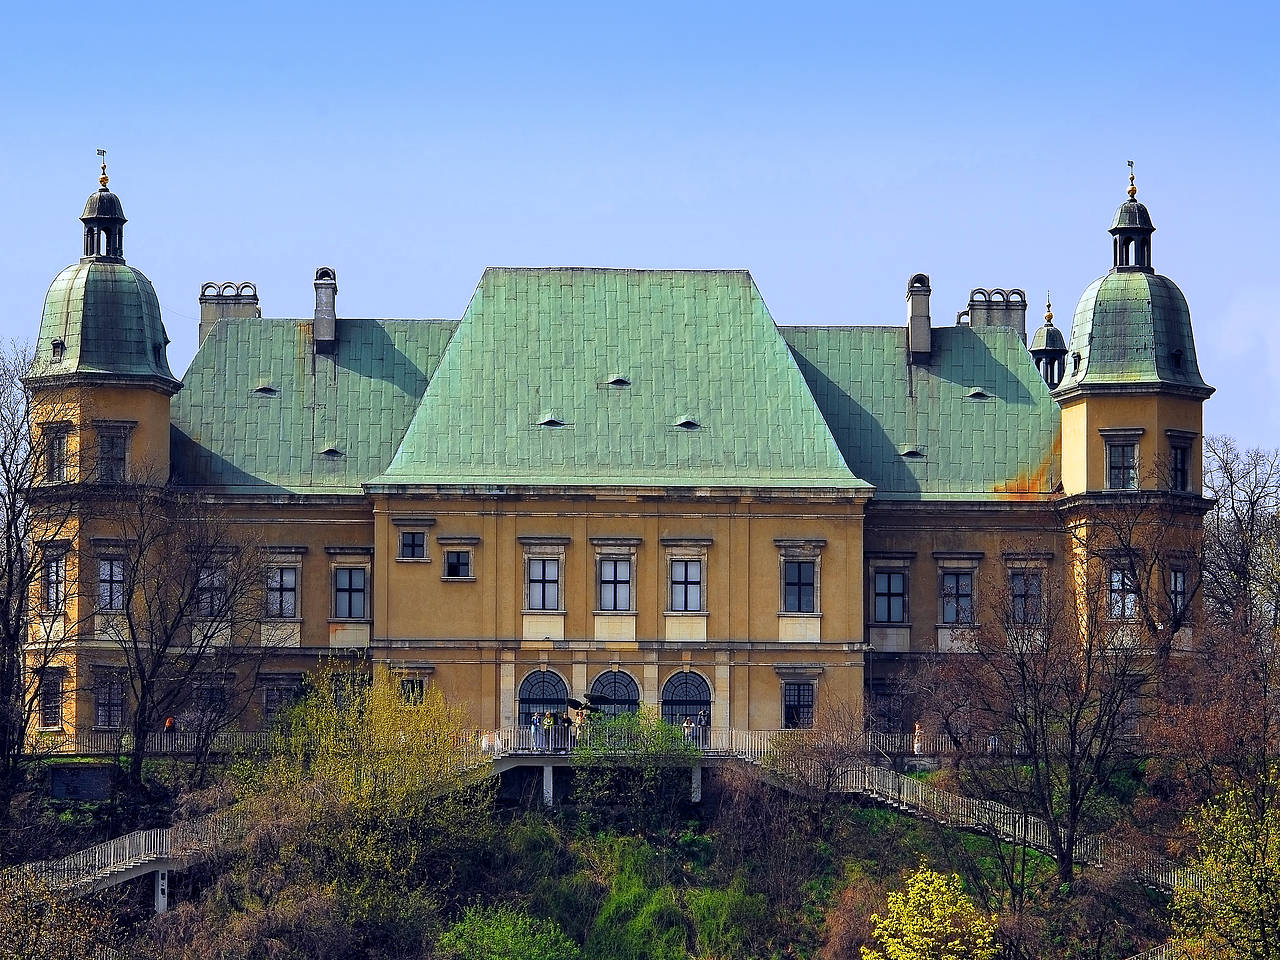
27, 160, 180, 393
1054, 175, 1212, 400
1029, 297, 1068, 389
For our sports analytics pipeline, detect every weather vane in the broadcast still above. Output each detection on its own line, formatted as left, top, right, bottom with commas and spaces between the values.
97, 148, 108, 188
1127, 159, 1136, 199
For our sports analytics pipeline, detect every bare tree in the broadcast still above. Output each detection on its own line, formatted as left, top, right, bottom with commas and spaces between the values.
765, 698, 868, 830
92, 475, 278, 784
922, 487, 1202, 888
0, 343, 83, 799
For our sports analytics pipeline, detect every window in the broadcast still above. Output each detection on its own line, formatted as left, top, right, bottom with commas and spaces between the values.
195, 566, 226, 618
1108, 568, 1139, 620
873, 570, 908, 623
598, 557, 632, 611
783, 681, 815, 729
661, 671, 712, 726
42, 553, 66, 612
589, 670, 640, 719
94, 671, 125, 729
98, 558, 126, 612
38, 671, 64, 729
1010, 570, 1043, 625
1170, 569, 1188, 619
45, 430, 68, 483
444, 550, 472, 579
265, 567, 298, 619
1107, 442, 1138, 490
98, 429, 127, 483
517, 670, 568, 726
333, 567, 367, 619
263, 679, 303, 725
669, 559, 703, 612
783, 560, 816, 613
398, 531, 426, 559
940, 570, 974, 624
400, 677, 425, 703
1170, 444, 1190, 492
526, 557, 561, 611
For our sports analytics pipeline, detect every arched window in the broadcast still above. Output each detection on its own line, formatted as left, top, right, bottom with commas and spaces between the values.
661, 671, 711, 725
518, 670, 567, 726
589, 670, 640, 718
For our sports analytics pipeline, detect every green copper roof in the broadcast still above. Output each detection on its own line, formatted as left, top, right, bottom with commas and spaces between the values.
1028, 320, 1067, 354
172, 317, 458, 494
1056, 271, 1211, 395
1111, 199, 1154, 231
372, 268, 866, 490
29, 261, 178, 387
783, 325, 1061, 500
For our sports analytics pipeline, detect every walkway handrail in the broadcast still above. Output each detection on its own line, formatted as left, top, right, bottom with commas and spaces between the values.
7, 726, 1195, 899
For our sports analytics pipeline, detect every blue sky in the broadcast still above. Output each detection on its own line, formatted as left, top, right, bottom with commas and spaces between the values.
3, 1, 1277, 444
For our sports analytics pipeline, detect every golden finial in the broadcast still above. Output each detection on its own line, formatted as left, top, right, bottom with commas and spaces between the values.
97, 148, 108, 188
1126, 159, 1137, 200
1045, 292, 1054, 324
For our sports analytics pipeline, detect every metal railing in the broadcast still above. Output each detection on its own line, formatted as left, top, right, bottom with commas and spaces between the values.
6, 727, 1197, 901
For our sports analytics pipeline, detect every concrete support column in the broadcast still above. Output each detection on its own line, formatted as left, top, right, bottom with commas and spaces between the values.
542, 764, 554, 807
691, 764, 702, 803
154, 869, 169, 914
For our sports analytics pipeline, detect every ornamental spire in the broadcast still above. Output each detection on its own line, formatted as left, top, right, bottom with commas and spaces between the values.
1127, 159, 1136, 200
97, 148, 108, 189
1044, 292, 1054, 325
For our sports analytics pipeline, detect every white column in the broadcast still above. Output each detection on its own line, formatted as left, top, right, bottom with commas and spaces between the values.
154, 869, 169, 914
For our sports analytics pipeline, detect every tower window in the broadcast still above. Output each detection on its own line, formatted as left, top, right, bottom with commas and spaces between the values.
1108, 568, 1139, 620
1107, 442, 1138, 490
51, 340, 65, 363
1170, 444, 1190, 492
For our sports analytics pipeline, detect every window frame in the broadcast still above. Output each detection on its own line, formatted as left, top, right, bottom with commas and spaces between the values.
526, 555, 562, 612
97, 556, 126, 612
94, 422, 134, 484
397, 530, 427, 561
93, 669, 126, 730
41, 550, 67, 613
1108, 566, 1140, 621
194, 564, 227, 619
669, 557, 704, 613
265, 565, 299, 620
597, 555, 634, 613
443, 549, 472, 580
1107, 441, 1138, 490
939, 568, 975, 625
37, 669, 65, 730
1170, 568, 1188, 620
782, 680, 815, 729
43, 427, 69, 483
1009, 567, 1044, 625
332, 566, 368, 620
782, 559, 817, 613
872, 568, 909, 624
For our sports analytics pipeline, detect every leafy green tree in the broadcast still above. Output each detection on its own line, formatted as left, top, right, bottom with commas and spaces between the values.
1173, 769, 1280, 959
436, 903, 580, 960
571, 706, 700, 833
861, 862, 999, 960
0, 870, 118, 960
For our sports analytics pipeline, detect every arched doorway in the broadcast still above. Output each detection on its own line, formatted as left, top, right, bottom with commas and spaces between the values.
661, 671, 711, 726
589, 669, 640, 718
518, 669, 568, 726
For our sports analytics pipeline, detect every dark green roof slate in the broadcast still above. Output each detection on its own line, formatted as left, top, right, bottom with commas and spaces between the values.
372, 268, 866, 489
171, 317, 458, 493
782, 325, 1061, 500
29, 261, 179, 386
1056, 271, 1211, 395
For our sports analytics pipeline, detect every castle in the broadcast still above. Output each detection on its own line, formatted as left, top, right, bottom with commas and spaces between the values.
23, 163, 1212, 739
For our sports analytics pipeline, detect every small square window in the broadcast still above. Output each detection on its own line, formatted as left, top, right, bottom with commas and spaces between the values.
400, 677, 425, 703
444, 550, 472, 579
1108, 442, 1138, 490
398, 531, 426, 559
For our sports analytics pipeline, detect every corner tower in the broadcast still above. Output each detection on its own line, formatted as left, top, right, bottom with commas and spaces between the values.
1054, 174, 1213, 497
26, 157, 182, 486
